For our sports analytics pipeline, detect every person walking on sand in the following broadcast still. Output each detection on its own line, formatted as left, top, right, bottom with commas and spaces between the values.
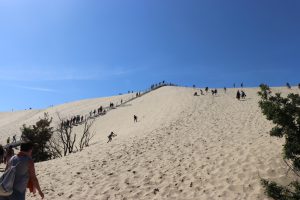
134, 115, 138, 123
12, 135, 17, 143
236, 90, 241, 100
107, 132, 117, 143
0, 142, 44, 200
200, 89, 204, 95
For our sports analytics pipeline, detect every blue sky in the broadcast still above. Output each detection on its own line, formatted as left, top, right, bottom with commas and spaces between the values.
0, 0, 299, 111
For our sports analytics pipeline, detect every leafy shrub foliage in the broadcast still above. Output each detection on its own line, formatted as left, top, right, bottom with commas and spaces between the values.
258, 84, 300, 199
21, 113, 54, 162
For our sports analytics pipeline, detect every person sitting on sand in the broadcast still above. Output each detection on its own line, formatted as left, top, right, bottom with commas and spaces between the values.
241, 90, 246, 99
0, 142, 44, 200
211, 89, 217, 95
194, 92, 198, 96
236, 90, 241, 100
109, 102, 114, 108
134, 115, 138, 123
107, 132, 117, 143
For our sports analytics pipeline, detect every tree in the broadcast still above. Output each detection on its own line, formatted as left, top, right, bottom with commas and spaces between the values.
258, 84, 300, 199
79, 118, 95, 151
49, 113, 95, 157
21, 113, 54, 162
54, 113, 76, 156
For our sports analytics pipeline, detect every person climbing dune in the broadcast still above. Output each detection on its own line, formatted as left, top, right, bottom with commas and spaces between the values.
107, 132, 117, 143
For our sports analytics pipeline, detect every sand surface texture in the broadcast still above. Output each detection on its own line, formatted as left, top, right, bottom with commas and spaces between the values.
1, 86, 300, 200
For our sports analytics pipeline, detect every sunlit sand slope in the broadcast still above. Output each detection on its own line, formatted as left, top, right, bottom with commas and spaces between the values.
2, 86, 300, 199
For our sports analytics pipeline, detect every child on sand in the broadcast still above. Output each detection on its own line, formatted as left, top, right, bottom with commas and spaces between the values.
107, 132, 117, 143
241, 90, 246, 99
134, 115, 138, 123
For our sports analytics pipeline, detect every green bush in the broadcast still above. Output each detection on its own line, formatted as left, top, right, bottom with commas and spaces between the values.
21, 113, 54, 162
258, 84, 300, 200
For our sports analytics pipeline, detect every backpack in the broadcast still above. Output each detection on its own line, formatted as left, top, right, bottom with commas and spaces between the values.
0, 157, 19, 196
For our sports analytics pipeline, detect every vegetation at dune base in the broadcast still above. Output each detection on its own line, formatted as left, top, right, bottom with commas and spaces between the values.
258, 84, 300, 200
21, 113, 54, 162
20, 112, 95, 162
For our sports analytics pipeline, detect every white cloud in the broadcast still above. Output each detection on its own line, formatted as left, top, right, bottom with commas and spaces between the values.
10, 85, 58, 93
0, 66, 144, 81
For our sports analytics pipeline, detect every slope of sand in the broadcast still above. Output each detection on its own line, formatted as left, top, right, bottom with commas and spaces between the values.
1, 86, 300, 199
0, 93, 135, 144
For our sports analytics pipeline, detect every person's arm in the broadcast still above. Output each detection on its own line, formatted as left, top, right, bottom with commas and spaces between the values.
28, 160, 44, 199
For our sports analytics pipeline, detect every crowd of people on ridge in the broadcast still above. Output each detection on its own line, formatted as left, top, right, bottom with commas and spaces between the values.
193, 83, 248, 101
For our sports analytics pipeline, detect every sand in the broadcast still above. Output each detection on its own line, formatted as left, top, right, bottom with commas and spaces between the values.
1, 86, 300, 199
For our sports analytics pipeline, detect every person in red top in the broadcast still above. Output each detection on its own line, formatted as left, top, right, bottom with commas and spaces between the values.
0, 142, 44, 200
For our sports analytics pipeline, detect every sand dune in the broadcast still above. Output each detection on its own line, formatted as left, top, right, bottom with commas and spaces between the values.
1, 86, 300, 199
0, 93, 135, 144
